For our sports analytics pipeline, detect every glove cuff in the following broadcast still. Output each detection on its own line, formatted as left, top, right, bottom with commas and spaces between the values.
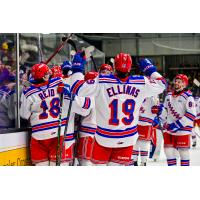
72, 68, 84, 74
144, 66, 156, 76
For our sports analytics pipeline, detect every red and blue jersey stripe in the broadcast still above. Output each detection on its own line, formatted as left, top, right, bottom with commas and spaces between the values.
139, 117, 154, 124
80, 125, 96, 135
32, 118, 68, 133
96, 125, 137, 138
185, 112, 196, 121
70, 80, 85, 95
82, 97, 91, 109
24, 87, 39, 98
65, 132, 75, 141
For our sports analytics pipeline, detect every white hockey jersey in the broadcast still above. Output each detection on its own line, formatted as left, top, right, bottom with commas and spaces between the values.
194, 97, 200, 120
20, 77, 93, 141
138, 96, 159, 126
161, 91, 196, 135
79, 101, 97, 138
70, 72, 166, 148
61, 76, 94, 148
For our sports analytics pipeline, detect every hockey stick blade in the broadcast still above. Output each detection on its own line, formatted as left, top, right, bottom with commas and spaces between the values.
82, 46, 95, 59
62, 37, 78, 52
193, 79, 200, 87
110, 58, 114, 64
90, 55, 98, 72
70, 50, 76, 56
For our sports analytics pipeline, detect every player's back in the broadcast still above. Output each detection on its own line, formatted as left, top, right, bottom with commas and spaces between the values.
94, 74, 151, 147
20, 77, 63, 139
70, 72, 165, 148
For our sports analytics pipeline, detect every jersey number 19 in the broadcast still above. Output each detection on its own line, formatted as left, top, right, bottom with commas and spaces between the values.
109, 99, 135, 126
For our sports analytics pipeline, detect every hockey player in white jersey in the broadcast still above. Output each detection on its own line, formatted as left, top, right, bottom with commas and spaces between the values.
70, 53, 166, 166
160, 74, 196, 166
76, 65, 112, 166
192, 96, 200, 147
76, 72, 98, 166
99, 64, 113, 75
20, 63, 93, 166
132, 96, 159, 166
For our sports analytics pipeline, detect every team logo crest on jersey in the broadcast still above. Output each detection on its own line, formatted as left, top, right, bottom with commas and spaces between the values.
122, 64, 126, 68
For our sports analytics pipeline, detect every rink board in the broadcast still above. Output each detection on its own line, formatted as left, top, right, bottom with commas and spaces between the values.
0, 131, 31, 166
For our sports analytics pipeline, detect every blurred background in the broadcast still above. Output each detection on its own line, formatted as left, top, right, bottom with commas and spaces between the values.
0, 33, 200, 132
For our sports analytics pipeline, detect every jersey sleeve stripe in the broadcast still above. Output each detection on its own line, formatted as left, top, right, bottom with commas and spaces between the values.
185, 112, 196, 121
139, 117, 154, 123
71, 80, 85, 95
24, 88, 39, 98
82, 97, 91, 109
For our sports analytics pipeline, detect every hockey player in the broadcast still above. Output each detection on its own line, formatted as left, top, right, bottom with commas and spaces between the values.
160, 74, 196, 166
132, 96, 160, 166
70, 53, 166, 166
76, 71, 98, 166
20, 63, 94, 166
51, 65, 63, 78
99, 64, 113, 75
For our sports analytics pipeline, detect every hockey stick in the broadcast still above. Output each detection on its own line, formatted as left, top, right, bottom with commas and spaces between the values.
56, 93, 64, 166
195, 131, 200, 139
44, 33, 73, 64
59, 94, 75, 165
64, 37, 97, 72
62, 37, 78, 52
38, 33, 44, 62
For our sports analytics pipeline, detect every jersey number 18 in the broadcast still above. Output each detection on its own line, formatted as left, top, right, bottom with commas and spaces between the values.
39, 97, 60, 119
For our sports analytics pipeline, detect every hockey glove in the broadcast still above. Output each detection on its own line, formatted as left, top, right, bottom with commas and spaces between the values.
138, 58, 157, 77
151, 105, 159, 114
61, 60, 72, 71
71, 51, 86, 73
58, 83, 70, 95
61, 60, 72, 76
166, 120, 183, 132
151, 104, 164, 115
